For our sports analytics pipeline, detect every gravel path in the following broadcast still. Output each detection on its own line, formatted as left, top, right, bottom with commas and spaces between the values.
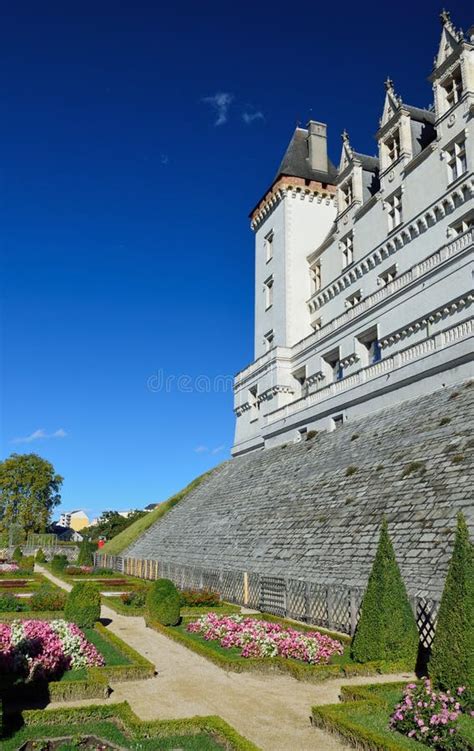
38, 565, 413, 750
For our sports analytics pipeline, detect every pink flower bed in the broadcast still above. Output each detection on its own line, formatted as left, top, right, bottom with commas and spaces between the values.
0, 563, 20, 573
187, 613, 344, 664
0, 619, 104, 681
390, 679, 472, 750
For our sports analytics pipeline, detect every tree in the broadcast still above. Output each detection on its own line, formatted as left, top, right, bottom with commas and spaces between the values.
81, 510, 146, 542
351, 518, 419, 666
430, 513, 473, 705
0, 454, 62, 536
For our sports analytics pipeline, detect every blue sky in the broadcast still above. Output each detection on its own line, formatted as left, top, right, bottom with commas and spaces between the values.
1, 1, 470, 520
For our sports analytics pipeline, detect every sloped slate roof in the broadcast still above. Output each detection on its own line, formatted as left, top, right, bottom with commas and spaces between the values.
274, 127, 338, 184
353, 152, 379, 172
404, 104, 436, 123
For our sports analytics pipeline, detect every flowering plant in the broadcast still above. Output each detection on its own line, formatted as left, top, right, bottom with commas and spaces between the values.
390, 679, 471, 750
187, 613, 343, 664
0, 563, 20, 573
0, 618, 104, 681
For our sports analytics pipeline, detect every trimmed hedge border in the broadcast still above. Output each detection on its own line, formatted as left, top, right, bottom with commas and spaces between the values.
0, 622, 155, 702
311, 681, 474, 751
0, 610, 65, 621
146, 616, 411, 683
2, 700, 260, 751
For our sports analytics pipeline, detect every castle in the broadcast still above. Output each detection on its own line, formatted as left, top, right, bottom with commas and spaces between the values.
232, 11, 474, 456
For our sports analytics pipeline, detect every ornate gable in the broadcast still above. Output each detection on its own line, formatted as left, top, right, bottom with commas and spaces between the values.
338, 130, 354, 172
380, 78, 402, 127
434, 10, 464, 70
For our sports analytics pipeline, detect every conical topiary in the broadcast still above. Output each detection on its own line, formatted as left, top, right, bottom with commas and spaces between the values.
146, 578, 181, 626
351, 518, 419, 666
430, 513, 473, 706
77, 539, 95, 567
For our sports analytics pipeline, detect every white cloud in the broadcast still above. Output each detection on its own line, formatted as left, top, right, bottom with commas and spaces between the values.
11, 428, 68, 444
202, 92, 234, 126
194, 444, 225, 456
211, 445, 225, 455
242, 110, 264, 125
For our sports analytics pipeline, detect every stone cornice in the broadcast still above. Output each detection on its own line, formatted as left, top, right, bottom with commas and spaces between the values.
308, 175, 473, 314
380, 293, 474, 348
250, 177, 336, 231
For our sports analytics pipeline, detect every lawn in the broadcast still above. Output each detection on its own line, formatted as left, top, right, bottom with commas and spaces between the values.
0, 701, 259, 751
312, 682, 474, 751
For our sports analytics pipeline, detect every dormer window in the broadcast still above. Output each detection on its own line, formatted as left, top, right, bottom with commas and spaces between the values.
310, 262, 321, 294
341, 233, 354, 268
445, 139, 467, 183
340, 179, 353, 210
441, 66, 463, 111
264, 329, 274, 352
385, 130, 400, 165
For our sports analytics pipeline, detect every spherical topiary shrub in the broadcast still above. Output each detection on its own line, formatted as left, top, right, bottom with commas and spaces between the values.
35, 548, 47, 563
51, 553, 68, 573
64, 582, 101, 627
146, 578, 181, 626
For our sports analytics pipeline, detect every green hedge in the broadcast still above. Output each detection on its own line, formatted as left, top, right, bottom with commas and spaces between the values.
146, 616, 408, 683
146, 578, 181, 625
351, 519, 418, 667
64, 582, 101, 627
430, 512, 473, 705
93, 622, 155, 681
311, 681, 474, 751
1, 701, 260, 751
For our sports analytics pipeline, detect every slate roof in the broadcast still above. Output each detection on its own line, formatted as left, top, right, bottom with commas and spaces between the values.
353, 152, 379, 172
404, 104, 436, 123
274, 127, 338, 184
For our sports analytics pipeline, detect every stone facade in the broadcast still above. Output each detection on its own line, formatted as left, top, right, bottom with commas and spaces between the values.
232, 12, 474, 456
125, 382, 473, 598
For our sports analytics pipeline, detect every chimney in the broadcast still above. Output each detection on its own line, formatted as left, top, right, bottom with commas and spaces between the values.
307, 120, 328, 173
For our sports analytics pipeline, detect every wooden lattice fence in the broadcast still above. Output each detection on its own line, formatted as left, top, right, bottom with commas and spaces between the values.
94, 553, 438, 644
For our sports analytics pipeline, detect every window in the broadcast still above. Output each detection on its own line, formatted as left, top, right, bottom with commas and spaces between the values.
341, 233, 354, 268
332, 414, 344, 430
340, 179, 353, 210
264, 230, 274, 262
324, 351, 344, 382
295, 427, 307, 443
264, 276, 273, 309
387, 192, 402, 232
264, 329, 274, 352
446, 139, 467, 183
442, 66, 463, 110
345, 290, 362, 308
385, 130, 400, 165
451, 214, 474, 236
365, 338, 382, 364
248, 386, 259, 421
378, 265, 397, 286
310, 262, 321, 294
293, 366, 308, 398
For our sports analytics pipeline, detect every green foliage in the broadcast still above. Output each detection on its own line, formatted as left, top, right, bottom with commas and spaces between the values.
30, 584, 67, 611
64, 582, 101, 627
180, 589, 221, 607
51, 554, 68, 573
77, 540, 95, 566
351, 519, 418, 666
35, 548, 47, 563
146, 578, 180, 626
401, 461, 426, 477
101, 470, 215, 555
12, 546, 23, 562
0, 453, 63, 535
0, 592, 25, 612
346, 465, 358, 476
18, 555, 34, 574
120, 586, 148, 608
430, 513, 474, 706
81, 510, 147, 544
